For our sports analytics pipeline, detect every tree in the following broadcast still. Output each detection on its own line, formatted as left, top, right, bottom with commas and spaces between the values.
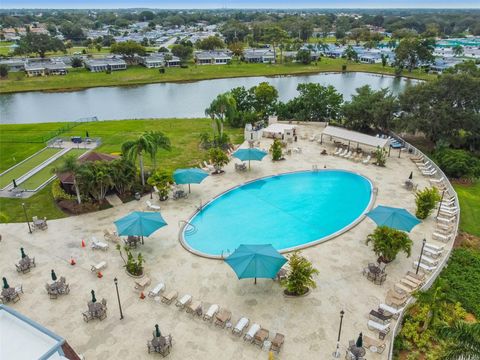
196, 36, 225, 50
452, 45, 464, 57
147, 170, 172, 201
342, 85, 399, 132
381, 53, 388, 68
296, 49, 312, 64
207, 148, 229, 174
14, 33, 65, 58
366, 226, 413, 263
270, 139, 283, 161
262, 26, 289, 63
251, 82, 278, 120
52, 155, 82, 204
205, 93, 237, 137
71, 57, 83, 68
434, 149, 480, 180
171, 44, 193, 63
281, 251, 319, 296
110, 159, 137, 196
121, 133, 156, 186
0, 64, 8, 78
80, 161, 113, 201
395, 37, 435, 72
415, 187, 441, 219
228, 41, 244, 57
439, 322, 480, 360
343, 45, 358, 62
111, 41, 146, 62
145, 131, 171, 170
220, 20, 250, 43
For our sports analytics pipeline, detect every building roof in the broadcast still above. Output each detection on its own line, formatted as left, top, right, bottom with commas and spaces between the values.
58, 152, 119, 184
195, 50, 231, 60
321, 125, 389, 148
263, 123, 297, 135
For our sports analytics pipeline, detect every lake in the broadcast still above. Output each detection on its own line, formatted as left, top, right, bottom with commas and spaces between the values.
0, 72, 418, 124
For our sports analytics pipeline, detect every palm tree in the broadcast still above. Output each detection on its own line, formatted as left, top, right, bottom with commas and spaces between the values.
365, 225, 413, 263
110, 159, 137, 195
145, 131, 171, 170
414, 281, 448, 331
80, 161, 113, 201
52, 155, 82, 204
439, 321, 480, 360
122, 133, 156, 186
205, 93, 237, 138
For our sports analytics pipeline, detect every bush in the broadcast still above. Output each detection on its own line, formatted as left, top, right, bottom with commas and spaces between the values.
434, 148, 480, 180
147, 170, 172, 201
0, 64, 8, 78
374, 147, 388, 166
342, 64, 347, 72
366, 225, 413, 263
71, 57, 83, 68
270, 139, 283, 161
116, 244, 144, 276
281, 252, 319, 296
415, 187, 441, 219
208, 147, 229, 173
51, 179, 76, 201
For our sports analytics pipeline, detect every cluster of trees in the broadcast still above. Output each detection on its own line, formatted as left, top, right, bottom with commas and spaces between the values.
14, 32, 65, 58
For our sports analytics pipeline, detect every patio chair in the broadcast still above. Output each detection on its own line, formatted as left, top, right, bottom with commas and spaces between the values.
367, 320, 390, 334
146, 200, 160, 211
203, 304, 219, 321
338, 148, 347, 157
413, 261, 437, 272
148, 283, 165, 298
90, 261, 107, 272
161, 290, 178, 305
175, 294, 192, 309
343, 150, 353, 158
103, 229, 120, 243
369, 309, 392, 324
45, 283, 58, 299
429, 176, 445, 184
254, 328, 269, 347
436, 215, 456, 224
385, 290, 408, 308
134, 277, 151, 290
363, 335, 386, 354
186, 300, 202, 316
395, 282, 414, 294
424, 243, 445, 252
243, 323, 260, 342
232, 317, 249, 336
214, 308, 232, 328
422, 169, 437, 176
404, 274, 424, 286
333, 147, 341, 155
399, 277, 419, 290
432, 232, 453, 242
420, 255, 440, 267
270, 333, 285, 354
91, 237, 109, 251
82, 311, 94, 322
379, 303, 405, 319
203, 161, 215, 171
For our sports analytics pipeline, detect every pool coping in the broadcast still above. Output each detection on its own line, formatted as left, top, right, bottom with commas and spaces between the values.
178, 168, 377, 260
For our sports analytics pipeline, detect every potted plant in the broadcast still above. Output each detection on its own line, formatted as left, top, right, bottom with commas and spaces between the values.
116, 244, 145, 277
366, 226, 413, 263
374, 147, 388, 166
281, 251, 319, 297
208, 147, 229, 174
147, 170, 172, 201
270, 139, 283, 161
415, 187, 441, 219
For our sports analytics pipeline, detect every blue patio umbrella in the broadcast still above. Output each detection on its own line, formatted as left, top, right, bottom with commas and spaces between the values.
225, 244, 287, 284
232, 148, 268, 169
366, 205, 421, 232
114, 211, 167, 243
173, 168, 209, 193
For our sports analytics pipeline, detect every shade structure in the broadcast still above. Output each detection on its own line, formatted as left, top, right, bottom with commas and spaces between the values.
366, 205, 421, 232
114, 211, 167, 237
232, 148, 268, 169
173, 168, 209, 193
224, 244, 287, 284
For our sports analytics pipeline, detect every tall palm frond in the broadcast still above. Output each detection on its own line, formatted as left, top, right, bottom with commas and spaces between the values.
440, 321, 480, 360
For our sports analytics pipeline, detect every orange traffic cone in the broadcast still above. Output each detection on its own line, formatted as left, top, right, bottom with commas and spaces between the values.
70, 258, 76, 266
97, 271, 103, 278
140, 292, 145, 299
81, 239, 86, 248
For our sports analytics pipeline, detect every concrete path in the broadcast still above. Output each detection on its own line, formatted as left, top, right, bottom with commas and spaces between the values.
105, 194, 123, 207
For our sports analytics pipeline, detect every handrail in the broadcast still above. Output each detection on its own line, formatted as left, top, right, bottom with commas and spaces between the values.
386, 132, 460, 360
178, 219, 196, 232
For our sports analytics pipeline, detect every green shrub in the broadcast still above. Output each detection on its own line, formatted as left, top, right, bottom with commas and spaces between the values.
415, 187, 441, 219
208, 147, 229, 173
366, 225, 413, 263
434, 148, 480, 180
281, 251, 319, 296
51, 179, 76, 201
270, 139, 283, 161
116, 244, 144, 276
147, 170, 172, 201
374, 147, 388, 166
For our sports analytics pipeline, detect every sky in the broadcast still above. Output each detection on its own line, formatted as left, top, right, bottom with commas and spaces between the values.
2, 0, 479, 9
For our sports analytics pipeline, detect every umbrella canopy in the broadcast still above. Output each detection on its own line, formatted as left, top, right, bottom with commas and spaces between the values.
114, 211, 167, 237
356, 332, 363, 348
233, 148, 267, 169
173, 168, 209, 193
366, 205, 421, 232
91, 290, 97, 303
155, 324, 161, 338
2, 277, 9, 289
51, 270, 57, 282
20, 247, 26, 259
225, 244, 287, 284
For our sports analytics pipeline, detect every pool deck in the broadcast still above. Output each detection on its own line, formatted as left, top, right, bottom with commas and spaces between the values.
0, 123, 451, 359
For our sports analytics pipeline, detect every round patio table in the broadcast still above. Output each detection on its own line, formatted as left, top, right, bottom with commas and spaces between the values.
349, 345, 366, 358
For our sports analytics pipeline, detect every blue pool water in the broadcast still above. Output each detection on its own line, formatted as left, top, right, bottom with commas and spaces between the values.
182, 170, 373, 257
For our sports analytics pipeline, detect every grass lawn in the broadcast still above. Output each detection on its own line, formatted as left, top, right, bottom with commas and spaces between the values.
454, 181, 480, 237
0, 118, 243, 222
0, 148, 61, 189
20, 148, 87, 190
0, 59, 434, 94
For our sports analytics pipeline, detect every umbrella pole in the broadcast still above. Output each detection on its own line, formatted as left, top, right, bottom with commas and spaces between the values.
249, 160, 251, 170
188, 184, 191, 193
254, 277, 257, 285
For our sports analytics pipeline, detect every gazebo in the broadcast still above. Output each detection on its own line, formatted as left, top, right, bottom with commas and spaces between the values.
319, 125, 389, 151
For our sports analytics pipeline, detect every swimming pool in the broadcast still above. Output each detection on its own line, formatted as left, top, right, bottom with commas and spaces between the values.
182, 170, 374, 257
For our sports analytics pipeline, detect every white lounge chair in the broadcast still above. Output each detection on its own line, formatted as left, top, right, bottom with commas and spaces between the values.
422, 169, 437, 176
420, 255, 439, 266
436, 216, 456, 224
338, 148, 347, 157
148, 283, 165, 298
203, 304, 219, 321
309, 135, 316, 142
333, 147, 341, 155
232, 317, 250, 336
367, 320, 390, 333
425, 242, 445, 251
362, 155, 371, 164
176, 294, 192, 308
429, 177, 445, 184
432, 232, 453, 242
244, 323, 261, 342
91, 261, 107, 272
146, 200, 160, 211
203, 161, 215, 171
344, 151, 353, 159
424, 247, 443, 258
379, 303, 405, 319
413, 261, 437, 272
91, 237, 108, 251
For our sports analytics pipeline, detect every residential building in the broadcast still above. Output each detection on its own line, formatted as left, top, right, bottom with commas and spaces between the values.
84, 58, 127, 72
243, 49, 276, 63
24, 60, 67, 77
0, 59, 25, 72
136, 53, 180, 68
194, 50, 232, 65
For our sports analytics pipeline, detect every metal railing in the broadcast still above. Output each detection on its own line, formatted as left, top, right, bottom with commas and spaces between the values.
386, 133, 460, 360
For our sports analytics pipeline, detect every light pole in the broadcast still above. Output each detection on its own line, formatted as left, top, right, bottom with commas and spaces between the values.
333, 310, 345, 358
416, 238, 427, 275
21, 203, 32, 234
436, 190, 446, 218
114, 277, 124, 320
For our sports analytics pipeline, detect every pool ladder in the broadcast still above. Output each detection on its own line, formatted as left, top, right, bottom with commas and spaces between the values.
179, 220, 197, 236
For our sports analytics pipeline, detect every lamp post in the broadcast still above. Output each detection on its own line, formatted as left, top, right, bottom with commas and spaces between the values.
114, 277, 124, 320
416, 238, 427, 275
436, 190, 446, 218
333, 310, 345, 358
21, 203, 32, 234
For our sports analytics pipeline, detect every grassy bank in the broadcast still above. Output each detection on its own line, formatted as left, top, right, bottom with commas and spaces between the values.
0, 59, 433, 94
454, 182, 480, 237
0, 118, 243, 222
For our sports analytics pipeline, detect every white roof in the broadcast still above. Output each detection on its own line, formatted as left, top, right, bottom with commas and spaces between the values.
321, 125, 389, 148
0, 306, 64, 360
263, 123, 297, 134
